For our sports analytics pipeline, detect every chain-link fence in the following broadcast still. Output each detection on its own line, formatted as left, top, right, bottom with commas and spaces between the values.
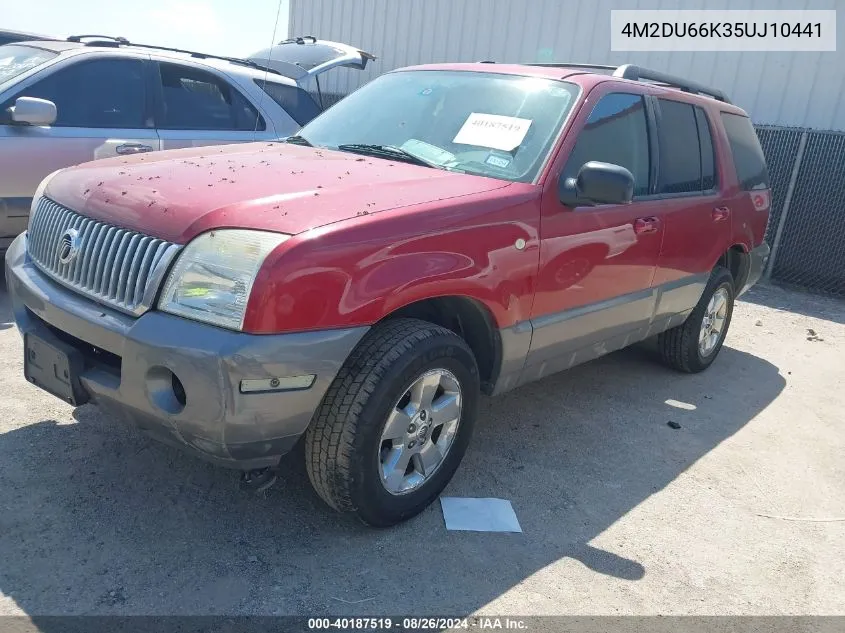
756, 126, 845, 298
755, 128, 804, 245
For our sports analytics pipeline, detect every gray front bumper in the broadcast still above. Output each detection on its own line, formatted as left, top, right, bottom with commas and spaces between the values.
5, 233, 368, 470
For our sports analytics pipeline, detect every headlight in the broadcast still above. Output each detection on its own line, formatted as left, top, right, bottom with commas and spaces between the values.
158, 229, 289, 330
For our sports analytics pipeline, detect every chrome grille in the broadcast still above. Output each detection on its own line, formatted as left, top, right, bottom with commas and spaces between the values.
27, 197, 181, 315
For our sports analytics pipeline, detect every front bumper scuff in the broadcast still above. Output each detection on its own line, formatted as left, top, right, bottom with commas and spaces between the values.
5, 233, 368, 470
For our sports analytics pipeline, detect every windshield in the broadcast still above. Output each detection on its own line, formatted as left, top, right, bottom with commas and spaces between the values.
0, 45, 57, 86
298, 70, 579, 183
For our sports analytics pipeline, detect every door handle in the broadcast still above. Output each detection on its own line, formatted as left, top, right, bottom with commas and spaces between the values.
634, 217, 660, 235
115, 143, 154, 155
712, 206, 731, 221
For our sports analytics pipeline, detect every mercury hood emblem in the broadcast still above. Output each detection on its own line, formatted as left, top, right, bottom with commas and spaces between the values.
57, 228, 80, 265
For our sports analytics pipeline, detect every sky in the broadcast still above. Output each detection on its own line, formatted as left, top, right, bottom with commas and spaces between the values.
3, 0, 289, 58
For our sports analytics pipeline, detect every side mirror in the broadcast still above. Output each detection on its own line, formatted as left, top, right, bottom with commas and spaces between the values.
559, 161, 635, 207
9, 97, 57, 126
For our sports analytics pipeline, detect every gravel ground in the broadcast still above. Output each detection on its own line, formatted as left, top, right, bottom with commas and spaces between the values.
0, 279, 843, 617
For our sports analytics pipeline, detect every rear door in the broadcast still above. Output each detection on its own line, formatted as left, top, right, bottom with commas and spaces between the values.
651, 98, 732, 318
0, 54, 158, 242
152, 61, 275, 151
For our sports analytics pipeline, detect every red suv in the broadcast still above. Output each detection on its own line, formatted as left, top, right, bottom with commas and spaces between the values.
5, 62, 770, 526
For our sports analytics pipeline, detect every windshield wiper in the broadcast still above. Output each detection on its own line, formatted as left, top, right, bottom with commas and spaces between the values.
336, 144, 440, 169
284, 135, 313, 146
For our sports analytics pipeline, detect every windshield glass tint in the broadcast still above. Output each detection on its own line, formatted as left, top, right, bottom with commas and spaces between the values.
0, 45, 57, 86
299, 70, 579, 182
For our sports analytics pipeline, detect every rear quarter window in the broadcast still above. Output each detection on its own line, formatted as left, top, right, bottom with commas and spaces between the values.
720, 112, 770, 191
254, 79, 321, 127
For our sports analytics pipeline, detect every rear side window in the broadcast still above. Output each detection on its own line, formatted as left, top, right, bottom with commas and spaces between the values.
696, 108, 717, 190
157, 62, 265, 131
656, 99, 701, 194
563, 92, 651, 196
2, 58, 147, 128
720, 112, 769, 190
254, 79, 321, 127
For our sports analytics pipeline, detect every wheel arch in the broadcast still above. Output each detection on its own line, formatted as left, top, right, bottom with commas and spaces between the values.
717, 244, 750, 291
379, 295, 502, 395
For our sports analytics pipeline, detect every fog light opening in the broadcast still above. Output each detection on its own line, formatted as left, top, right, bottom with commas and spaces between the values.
146, 366, 186, 415
172, 373, 187, 408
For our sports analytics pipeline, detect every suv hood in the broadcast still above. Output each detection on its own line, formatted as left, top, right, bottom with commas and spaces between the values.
44, 143, 511, 243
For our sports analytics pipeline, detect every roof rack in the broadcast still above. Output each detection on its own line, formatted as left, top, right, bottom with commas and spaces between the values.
613, 64, 730, 103
66, 35, 282, 76
520, 61, 730, 103
67, 34, 129, 47
526, 62, 618, 73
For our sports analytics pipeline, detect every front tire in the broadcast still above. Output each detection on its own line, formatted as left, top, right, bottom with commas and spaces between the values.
658, 266, 735, 373
305, 318, 479, 527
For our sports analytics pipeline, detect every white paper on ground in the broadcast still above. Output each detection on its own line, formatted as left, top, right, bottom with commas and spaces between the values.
440, 497, 523, 533
452, 113, 532, 152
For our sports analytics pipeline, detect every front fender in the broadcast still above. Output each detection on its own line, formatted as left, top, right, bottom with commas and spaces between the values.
243, 196, 541, 334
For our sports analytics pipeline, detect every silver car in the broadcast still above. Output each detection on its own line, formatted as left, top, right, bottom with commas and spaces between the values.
0, 35, 374, 251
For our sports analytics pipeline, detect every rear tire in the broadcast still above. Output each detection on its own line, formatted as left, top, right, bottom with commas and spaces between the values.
658, 266, 735, 373
304, 318, 479, 527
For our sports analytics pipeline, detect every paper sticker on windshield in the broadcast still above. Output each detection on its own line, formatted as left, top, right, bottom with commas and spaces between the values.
485, 154, 511, 168
401, 139, 456, 165
453, 113, 532, 151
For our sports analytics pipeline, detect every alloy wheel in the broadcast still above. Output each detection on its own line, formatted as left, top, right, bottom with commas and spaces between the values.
378, 369, 462, 495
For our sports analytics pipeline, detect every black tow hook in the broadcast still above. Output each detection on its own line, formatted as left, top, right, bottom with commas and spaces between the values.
239, 467, 278, 492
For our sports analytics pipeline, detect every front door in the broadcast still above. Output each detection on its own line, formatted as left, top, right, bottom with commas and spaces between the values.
523, 90, 663, 384
0, 55, 160, 241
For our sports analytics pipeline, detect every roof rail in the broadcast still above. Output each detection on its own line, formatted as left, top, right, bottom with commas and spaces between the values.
67, 34, 129, 47
613, 64, 731, 103
66, 35, 282, 76
526, 62, 618, 73
519, 61, 731, 103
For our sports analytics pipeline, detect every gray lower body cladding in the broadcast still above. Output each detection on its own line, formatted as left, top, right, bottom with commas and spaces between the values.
492, 243, 770, 395
491, 275, 707, 395
5, 233, 368, 470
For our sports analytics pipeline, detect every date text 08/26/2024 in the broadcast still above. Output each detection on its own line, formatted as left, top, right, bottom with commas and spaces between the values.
307, 617, 529, 630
